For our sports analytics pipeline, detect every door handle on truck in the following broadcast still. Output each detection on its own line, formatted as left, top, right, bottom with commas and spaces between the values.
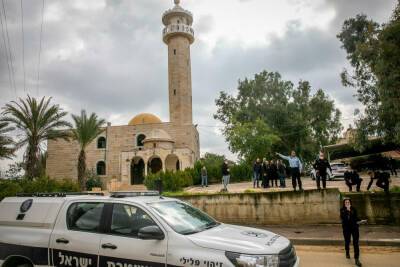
102, 243, 117, 250
56, 238, 69, 244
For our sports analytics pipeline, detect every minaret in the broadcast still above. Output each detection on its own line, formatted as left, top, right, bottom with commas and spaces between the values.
162, 0, 194, 125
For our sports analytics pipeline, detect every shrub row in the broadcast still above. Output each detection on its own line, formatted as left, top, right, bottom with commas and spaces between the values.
0, 176, 79, 201
144, 170, 193, 192
144, 161, 252, 192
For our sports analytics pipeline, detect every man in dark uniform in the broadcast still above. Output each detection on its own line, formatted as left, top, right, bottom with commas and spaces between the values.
344, 169, 363, 192
253, 158, 262, 188
389, 157, 398, 176
313, 151, 332, 189
367, 171, 390, 193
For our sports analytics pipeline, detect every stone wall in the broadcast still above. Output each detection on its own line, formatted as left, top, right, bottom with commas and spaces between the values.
46, 122, 200, 182
342, 192, 400, 225
176, 190, 400, 225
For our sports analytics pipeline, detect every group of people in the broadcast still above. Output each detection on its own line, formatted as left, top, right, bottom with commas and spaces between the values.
199, 150, 395, 195
252, 151, 304, 191
252, 158, 287, 189
344, 168, 391, 193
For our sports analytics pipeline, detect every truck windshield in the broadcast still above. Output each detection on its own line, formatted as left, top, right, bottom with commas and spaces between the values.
149, 201, 219, 235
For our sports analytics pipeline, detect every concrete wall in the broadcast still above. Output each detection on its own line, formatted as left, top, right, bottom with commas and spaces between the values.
177, 190, 400, 225
342, 192, 400, 225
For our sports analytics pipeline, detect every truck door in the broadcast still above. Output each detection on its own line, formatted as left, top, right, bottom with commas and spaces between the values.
98, 203, 168, 267
50, 201, 105, 267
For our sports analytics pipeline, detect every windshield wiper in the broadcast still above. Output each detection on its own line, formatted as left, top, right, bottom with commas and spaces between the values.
203, 222, 220, 230
182, 230, 202, 235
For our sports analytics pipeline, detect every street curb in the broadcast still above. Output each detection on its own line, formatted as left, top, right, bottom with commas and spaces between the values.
290, 238, 400, 247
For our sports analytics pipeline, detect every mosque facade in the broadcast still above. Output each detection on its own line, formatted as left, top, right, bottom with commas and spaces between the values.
46, 0, 200, 187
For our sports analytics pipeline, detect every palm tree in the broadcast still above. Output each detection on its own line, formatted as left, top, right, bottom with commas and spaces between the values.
1, 96, 71, 179
71, 110, 105, 191
0, 121, 15, 159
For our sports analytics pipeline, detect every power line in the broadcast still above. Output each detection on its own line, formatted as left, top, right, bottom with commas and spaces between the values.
20, 0, 25, 92
36, 0, 45, 96
1, 0, 17, 95
0, 4, 13, 96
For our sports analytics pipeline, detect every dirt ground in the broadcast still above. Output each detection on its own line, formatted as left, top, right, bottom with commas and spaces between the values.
296, 245, 400, 267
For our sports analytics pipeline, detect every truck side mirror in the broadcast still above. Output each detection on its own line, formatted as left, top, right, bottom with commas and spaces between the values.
138, 225, 165, 240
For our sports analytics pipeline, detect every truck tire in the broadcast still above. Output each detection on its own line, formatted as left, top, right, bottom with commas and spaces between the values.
3, 257, 33, 267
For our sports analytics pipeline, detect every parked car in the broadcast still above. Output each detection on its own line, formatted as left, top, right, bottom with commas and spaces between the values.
0, 191, 299, 267
330, 162, 349, 179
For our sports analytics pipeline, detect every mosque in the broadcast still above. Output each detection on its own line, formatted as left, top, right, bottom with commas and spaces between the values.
46, 0, 200, 188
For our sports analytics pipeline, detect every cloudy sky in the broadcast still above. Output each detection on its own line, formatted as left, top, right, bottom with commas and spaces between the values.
0, 0, 397, 171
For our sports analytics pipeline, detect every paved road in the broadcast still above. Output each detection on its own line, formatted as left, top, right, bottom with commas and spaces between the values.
185, 175, 400, 193
296, 246, 400, 267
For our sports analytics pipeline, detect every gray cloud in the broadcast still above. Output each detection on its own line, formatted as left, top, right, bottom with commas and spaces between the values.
0, 0, 397, 170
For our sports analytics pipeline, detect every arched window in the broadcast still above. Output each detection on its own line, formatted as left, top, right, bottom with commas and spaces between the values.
96, 161, 106, 175
137, 134, 146, 147
97, 137, 106, 149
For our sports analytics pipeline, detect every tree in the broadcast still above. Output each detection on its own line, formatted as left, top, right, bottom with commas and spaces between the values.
71, 110, 105, 191
337, 2, 400, 149
1, 96, 71, 179
5, 162, 24, 179
214, 71, 342, 163
0, 121, 15, 159
224, 118, 280, 161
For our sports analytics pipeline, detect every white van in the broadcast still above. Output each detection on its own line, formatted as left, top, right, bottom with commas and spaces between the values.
0, 192, 299, 267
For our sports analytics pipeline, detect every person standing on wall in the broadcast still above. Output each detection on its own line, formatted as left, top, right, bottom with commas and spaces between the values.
221, 160, 230, 192
201, 166, 208, 188
269, 159, 279, 187
340, 198, 366, 267
262, 159, 269, 188
313, 151, 332, 190
276, 151, 303, 191
253, 158, 262, 188
277, 159, 286, 188
389, 157, 398, 176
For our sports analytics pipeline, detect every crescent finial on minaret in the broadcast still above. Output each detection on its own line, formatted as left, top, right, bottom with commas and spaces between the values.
174, 0, 180, 5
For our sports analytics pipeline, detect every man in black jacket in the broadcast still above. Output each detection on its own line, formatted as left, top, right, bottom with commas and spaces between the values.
253, 158, 262, 188
313, 151, 332, 189
367, 171, 390, 193
344, 169, 363, 192
221, 160, 230, 192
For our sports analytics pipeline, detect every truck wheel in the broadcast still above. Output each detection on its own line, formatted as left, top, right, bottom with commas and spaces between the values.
17, 264, 32, 267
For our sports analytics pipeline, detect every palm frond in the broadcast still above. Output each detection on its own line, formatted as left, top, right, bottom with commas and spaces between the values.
1, 95, 71, 178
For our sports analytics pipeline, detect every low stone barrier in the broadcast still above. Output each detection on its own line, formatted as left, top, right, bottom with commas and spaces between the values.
342, 192, 400, 225
176, 189, 400, 225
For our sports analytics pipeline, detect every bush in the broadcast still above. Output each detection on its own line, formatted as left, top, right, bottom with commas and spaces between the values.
230, 162, 252, 182
390, 186, 400, 193
0, 179, 23, 200
144, 170, 193, 192
0, 176, 80, 201
85, 170, 102, 191
195, 153, 225, 184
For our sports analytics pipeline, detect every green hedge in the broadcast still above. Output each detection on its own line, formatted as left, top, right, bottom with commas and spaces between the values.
144, 170, 193, 192
0, 176, 79, 201
230, 162, 252, 182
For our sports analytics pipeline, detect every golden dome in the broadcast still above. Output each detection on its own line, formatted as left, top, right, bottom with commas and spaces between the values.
128, 113, 162, 126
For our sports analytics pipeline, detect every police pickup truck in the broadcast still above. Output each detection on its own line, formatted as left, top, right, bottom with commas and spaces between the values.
0, 191, 299, 267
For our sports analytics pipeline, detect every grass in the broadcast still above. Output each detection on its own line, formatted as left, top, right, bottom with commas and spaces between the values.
390, 186, 400, 193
